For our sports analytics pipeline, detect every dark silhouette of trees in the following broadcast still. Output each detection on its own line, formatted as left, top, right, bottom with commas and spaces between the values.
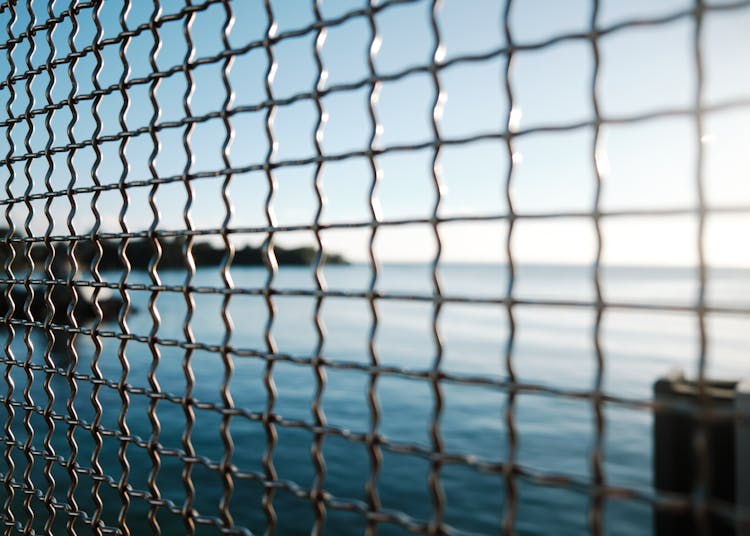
0, 227, 346, 273
0, 228, 345, 323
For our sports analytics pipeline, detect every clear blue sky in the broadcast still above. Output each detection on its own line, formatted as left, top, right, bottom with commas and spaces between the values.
0, 0, 748, 265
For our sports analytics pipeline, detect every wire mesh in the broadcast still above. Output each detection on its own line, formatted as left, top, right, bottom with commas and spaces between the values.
0, 0, 748, 534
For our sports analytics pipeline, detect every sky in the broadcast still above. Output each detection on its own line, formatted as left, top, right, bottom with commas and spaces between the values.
0, 0, 748, 266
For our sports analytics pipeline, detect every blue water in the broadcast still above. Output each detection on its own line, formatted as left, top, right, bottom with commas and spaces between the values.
1, 264, 748, 534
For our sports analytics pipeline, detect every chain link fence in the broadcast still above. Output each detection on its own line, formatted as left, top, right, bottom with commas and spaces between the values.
0, 0, 749, 534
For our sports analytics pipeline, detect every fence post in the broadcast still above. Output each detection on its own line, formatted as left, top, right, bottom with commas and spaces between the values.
738, 378, 750, 536
654, 372, 736, 536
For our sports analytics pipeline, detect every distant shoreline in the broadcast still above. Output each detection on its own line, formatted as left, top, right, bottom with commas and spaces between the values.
0, 234, 348, 271
282, 261, 750, 272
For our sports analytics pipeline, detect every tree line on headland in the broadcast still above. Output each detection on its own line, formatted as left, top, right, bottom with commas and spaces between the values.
0, 227, 347, 273
0, 228, 346, 323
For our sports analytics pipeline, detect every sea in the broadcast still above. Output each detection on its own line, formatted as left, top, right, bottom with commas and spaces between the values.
0, 263, 748, 535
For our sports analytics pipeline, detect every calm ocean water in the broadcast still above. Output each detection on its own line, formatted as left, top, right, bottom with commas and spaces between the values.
1, 264, 749, 534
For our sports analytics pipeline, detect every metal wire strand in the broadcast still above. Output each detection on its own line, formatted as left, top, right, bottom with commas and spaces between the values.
588, 1, 607, 534
115, 2, 135, 534
427, 1, 446, 534
41, 3, 60, 531
691, 1, 711, 534
88, 3, 107, 533
310, 0, 329, 533
363, 3, 385, 535
261, 1, 280, 532
145, 1, 165, 533
63, 4, 83, 534
180, 2, 199, 533
218, 0, 237, 529
1, 3, 19, 534
500, 1, 519, 534
18, 1, 37, 532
